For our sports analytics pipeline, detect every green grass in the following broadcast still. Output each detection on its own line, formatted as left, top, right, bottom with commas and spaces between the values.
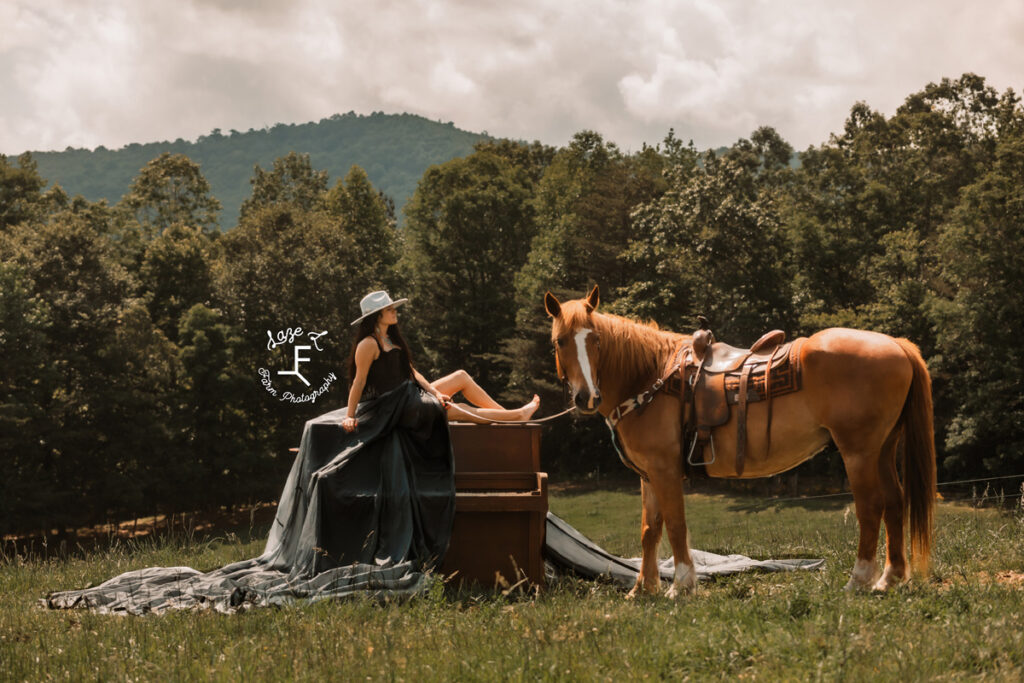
2, 487, 1023, 681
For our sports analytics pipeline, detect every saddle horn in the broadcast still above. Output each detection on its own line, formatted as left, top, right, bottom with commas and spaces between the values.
692, 315, 714, 361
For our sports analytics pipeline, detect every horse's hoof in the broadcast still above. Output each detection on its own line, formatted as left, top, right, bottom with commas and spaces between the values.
844, 577, 876, 592
665, 562, 697, 599
844, 559, 878, 591
627, 581, 659, 599
871, 567, 908, 592
665, 582, 695, 599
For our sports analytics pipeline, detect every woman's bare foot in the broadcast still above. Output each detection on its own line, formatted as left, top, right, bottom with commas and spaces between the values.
518, 394, 540, 421
449, 394, 541, 424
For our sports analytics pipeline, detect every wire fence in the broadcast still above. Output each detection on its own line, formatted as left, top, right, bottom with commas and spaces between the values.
726, 472, 1024, 511
696, 475, 1024, 518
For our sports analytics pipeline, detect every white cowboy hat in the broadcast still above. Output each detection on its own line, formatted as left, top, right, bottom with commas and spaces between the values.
350, 290, 408, 326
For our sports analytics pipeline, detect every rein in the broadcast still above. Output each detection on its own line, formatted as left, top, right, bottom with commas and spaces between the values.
445, 401, 577, 425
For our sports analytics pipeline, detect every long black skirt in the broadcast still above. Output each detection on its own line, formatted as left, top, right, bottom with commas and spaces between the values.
44, 380, 455, 614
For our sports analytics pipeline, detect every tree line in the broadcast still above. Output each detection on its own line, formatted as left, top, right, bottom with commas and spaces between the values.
3, 74, 1022, 535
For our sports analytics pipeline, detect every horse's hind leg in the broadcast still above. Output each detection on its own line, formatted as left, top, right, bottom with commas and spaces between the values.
627, 479, 663, 598
835, 436, 887, 591
874, 427, 908, 590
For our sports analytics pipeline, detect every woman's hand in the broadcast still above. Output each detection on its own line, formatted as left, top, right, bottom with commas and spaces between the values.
434, 391, 451, 407
341, 416, 358, 433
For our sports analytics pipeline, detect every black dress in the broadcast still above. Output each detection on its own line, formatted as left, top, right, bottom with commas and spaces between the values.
362, 337, 408, 399
44, 339, 455, 613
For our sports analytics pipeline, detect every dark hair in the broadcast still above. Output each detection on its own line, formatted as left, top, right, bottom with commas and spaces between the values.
347, 311, 415, 386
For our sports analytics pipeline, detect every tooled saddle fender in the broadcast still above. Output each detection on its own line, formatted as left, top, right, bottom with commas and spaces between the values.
682, 328, 805, 477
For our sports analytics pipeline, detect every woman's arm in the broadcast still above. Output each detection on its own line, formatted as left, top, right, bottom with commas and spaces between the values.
342, 338, 377, 432
413, 368, 449, 404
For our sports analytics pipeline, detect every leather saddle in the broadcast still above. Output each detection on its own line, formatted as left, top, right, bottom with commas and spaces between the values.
683, 325, 802, 476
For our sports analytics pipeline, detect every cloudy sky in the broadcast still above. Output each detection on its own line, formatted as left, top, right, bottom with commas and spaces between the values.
2, 0, 1022, 156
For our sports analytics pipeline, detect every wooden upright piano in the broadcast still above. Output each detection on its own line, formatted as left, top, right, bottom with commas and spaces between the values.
440, 422, 548, 587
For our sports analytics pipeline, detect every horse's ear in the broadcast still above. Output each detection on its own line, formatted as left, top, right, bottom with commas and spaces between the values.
585, 284, 600, 312
544, 291, 562, 318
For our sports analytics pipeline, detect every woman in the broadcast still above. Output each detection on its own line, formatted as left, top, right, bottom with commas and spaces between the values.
341, 290, 539, 432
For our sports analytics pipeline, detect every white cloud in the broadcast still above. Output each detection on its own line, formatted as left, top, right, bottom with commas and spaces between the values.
2, 0, 1023, 156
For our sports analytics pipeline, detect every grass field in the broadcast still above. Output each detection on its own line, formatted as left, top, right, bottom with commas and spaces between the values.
2, 484, 1023, 681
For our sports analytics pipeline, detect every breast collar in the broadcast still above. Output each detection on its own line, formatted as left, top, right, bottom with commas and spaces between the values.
606, 342, 691, 428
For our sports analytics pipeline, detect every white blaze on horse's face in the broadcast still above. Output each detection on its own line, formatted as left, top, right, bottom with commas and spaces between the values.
575, 328, 598, 407
561, 327, 601, 413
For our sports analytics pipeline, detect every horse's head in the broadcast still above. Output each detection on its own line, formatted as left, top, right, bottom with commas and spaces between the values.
545, 285, 602, 414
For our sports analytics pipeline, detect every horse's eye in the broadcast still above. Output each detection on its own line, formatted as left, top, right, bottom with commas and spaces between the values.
554, 336, 566, 348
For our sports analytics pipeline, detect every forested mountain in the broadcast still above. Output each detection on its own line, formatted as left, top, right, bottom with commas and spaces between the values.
24, 112, 487, 228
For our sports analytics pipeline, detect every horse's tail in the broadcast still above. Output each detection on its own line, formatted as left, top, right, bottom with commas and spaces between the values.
896, 338, 937, 576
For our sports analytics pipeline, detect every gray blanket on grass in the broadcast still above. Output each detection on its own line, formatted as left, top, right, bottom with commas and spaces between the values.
543, 511, 824, 587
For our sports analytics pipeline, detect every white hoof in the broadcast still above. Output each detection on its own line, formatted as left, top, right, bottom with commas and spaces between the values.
871, 565, 907, 592
666, 561, 696, 599
844, 558, 878, 591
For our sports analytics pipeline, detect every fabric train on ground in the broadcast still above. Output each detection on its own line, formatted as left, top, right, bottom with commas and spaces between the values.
44, 380, 455, 615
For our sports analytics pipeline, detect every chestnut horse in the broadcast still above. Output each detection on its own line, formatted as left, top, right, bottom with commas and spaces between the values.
545, 286, 936, 598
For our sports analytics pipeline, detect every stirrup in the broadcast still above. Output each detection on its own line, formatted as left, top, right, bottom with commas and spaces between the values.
687, 433, 716, 467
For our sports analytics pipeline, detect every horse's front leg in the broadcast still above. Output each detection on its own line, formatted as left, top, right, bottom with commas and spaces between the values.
646, 458, 696, 598
627, 478, 663, 598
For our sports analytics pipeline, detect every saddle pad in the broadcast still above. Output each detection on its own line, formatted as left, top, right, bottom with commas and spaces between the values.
723, 338, 804, 405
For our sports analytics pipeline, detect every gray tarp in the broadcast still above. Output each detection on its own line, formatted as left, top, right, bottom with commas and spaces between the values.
543, 511, 824, 587
43, 386, 822, 615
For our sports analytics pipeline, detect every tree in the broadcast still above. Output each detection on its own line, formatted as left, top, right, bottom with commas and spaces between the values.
933, 129, 1024, 477
507, 131, 670, 473
620, 132, 795, 344
0, 205, 177, 532
514, 132, 668, 323
786, 74, 1015, 347
0, 153, 47, 231
0, 261, 55, 529
138, 223, 216, 343
121, 152, 221, 234
239, 152, 328, 218
401, 146, 541, 388
512, 132, 668, 361
471, 139, 557, 185
171, 304, 256, 509
324, 164, 400, 283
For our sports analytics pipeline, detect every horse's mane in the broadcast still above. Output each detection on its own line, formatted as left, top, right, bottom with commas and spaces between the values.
562, 304, 688, 391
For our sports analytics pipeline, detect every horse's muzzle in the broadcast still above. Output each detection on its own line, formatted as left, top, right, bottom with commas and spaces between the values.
574, 390, 602, 414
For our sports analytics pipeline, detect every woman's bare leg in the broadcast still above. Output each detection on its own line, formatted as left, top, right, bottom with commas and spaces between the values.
430, 370, 540, 422
446, 396, 541, 423
431, 370, 502, 409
